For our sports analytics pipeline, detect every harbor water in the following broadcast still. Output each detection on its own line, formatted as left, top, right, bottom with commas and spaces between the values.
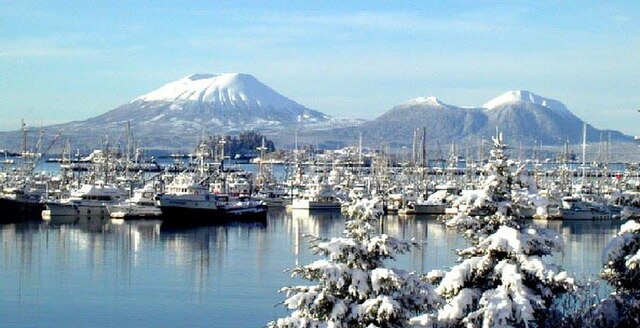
0, 209, 624, 327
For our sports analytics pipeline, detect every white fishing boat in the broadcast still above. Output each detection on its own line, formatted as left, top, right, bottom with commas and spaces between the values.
560, 196, 611, 220
288, 182, 341, 211
107, 185, 161, 219
43, 183, 126, 218
255, 186, 292, 207
400, 185, 459, 215
157, 173, 218, 214
385, 193, 406, 213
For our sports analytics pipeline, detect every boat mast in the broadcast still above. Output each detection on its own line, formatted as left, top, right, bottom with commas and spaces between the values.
422, 127, 428, 199
412, 129, 417, 166
104, 137, 110, 184
422, 127, 427, 168
125, 121, 132, 177
125, 121, 132, 163
358, 132, 363, 167
219, 136, 226, 171
21, 118, 27, 155
257, 137, 268, 189
581, 123, 587, 186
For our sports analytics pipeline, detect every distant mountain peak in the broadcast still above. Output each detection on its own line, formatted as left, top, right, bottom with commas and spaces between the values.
355, 89, 632, 148
50, 71, 336, 136
186, 73, 218, 81
407, 96, 448, 107
482, 90, 571, 115
134, 72, 292, 107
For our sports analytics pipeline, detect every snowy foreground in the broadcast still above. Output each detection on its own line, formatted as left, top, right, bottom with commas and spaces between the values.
269, 135, 640, 328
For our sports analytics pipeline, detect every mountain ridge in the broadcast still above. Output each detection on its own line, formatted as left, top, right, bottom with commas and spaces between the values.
359, 90, 631, 146
296, 90, 632, 150
0, 82, 633, 153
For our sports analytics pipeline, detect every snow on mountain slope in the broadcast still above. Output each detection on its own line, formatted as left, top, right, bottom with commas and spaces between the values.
406, 96, 449, 108
136, 73, 310, 113
349, 90, 632, 147
0, 72, 356, 151
482, 90, 572, 116
96, 72, 333, 127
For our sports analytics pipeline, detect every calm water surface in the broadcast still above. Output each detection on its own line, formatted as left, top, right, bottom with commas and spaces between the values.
0, 210, 624, 327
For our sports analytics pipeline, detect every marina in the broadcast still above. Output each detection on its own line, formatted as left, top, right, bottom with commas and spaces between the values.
1, 132, 639, 326
1, 131, 640, 225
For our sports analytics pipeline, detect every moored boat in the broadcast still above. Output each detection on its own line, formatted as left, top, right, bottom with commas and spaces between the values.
43, 183, 126, 219
560, 196, 612, 220
0, 186, 45, 219
157, 173, 267, 225
107, 185, 162, 219
288, 182, 341, 211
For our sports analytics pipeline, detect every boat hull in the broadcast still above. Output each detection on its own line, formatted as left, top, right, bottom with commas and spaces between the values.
289, 200, 341, 211
160, 204, 268, 225
107, 204, 162, 219
0, 197, 44, 220
400, 204, 446, 215
43, 202, 110, 218
257, 198, 292, 207
561, 209, 611, 220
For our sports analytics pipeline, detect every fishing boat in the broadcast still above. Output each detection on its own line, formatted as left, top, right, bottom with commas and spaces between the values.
288, 181, 341, 211
0, 186, 45, 218
107, 185, 162, 219
400, 185, 459, 215
157, 173, 267, 224
255, 185, 292, 207
560, 196, 612, 220
43, 183, 126, 218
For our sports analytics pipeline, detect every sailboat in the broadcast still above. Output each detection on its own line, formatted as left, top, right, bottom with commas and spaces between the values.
559, 123, 612, 220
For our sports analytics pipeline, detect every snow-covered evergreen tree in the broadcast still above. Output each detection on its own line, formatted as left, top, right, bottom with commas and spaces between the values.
602, 220, 640, 293
582, 219, 640, 327
412, 134, 575, 328
444, 134, 521, 242
269, 198, 439, 328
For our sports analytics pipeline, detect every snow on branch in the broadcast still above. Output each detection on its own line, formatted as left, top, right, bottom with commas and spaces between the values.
601, 219, 640, 292
269, 198, 439, 328
419, 132, 575, 328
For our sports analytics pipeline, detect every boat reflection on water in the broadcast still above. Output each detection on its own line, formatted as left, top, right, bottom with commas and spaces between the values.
534, 219, 624, 276
160, 214, 267, 231
382, 214, 469, 273
0, 214, 35, 224
282, 208, 344, 266
288, 208, 343, 235
8, 213, 271, 299
43, 214, 125, 232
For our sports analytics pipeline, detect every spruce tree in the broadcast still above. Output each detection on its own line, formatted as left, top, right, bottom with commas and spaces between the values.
269, 198, 439, 328
583, 220, 640, 327
412, 134, 575, 328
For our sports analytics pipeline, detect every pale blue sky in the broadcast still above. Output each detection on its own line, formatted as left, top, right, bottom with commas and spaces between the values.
1, 1, 639, 135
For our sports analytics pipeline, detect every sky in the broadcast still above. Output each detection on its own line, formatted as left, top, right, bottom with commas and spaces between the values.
1, 1, 639, 135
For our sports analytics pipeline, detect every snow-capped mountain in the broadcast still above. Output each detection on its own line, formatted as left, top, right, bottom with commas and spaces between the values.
482, 90, 572, 117
350, 90, 632, 148
0, 73, 360, 150
95, 73, 330, 128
